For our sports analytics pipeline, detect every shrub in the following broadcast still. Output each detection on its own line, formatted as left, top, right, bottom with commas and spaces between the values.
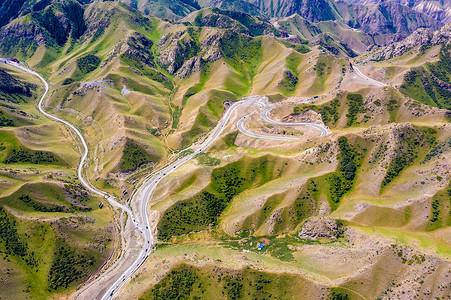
48, 241, 95, 289
120, 140, 159, 172
76, 55, 101, 74
346, 93, 363, 126
3, 147, 59, 164
62, 78, 75, 85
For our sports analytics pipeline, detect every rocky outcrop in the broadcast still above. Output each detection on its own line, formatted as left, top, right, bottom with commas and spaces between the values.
158, 30, 223, 75
124, 32, 154, 66
364, 23, 451, 61
298, 217, 344, 240
175, 56, 201, 78
158, 39, 187, 74
200, 33, 223, 62
0, 1, 86, 55
338, 0, 451, 23
336, 2, 443, 37
283, 109, 322, 124
201, 14, 250, 35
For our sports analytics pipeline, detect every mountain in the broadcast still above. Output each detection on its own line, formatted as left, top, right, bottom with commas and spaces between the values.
361, 22, 451, 61
246, 0, 337, 21
337, 0, 451, 23
0, 0, 86, 58
0, 1, 450, 300
120, 0, 199, 20
333, 1, 443, 36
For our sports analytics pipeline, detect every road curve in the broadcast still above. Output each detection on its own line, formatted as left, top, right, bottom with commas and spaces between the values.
261, 104, 328, 137
235, 96, 328, 140
353, 65, 387, 87
237, 115, 299, 141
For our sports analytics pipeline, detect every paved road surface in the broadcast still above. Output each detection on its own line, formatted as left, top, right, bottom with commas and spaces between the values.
237, 115, 299, 141
353, 65, 387, 87
235, 96, 328, 139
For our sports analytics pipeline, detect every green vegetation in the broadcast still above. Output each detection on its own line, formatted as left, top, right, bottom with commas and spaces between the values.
293, 99, 340, 126
0, 69, 31, 97
310, 55, 333, 92
0, 110, 15, 127
331, 290, 350, 300
278, 70, 298, 94
427, 182, 451, 230
140, 264, 320, 300
224, 132, 238, 147
219, 31, 262, 81
120, 140, 160, 172
320, 99, 340, 125
400, 44, 451, 110
280, 41, 310, 53
18, 195, 67, 213
146, 265, 198, 299
158, 191, 226, 240
170, 105, 183, 129
223, 234, 305, 261
0, 207, 36, 266
382, 127, 436, 188
76, 55, 101, 74
158, 156, 287, 239
196, 153, 220, 166
346, 93, 363, 126
422, 137, 450, 163
328, 137, 360, 204
430, 197, 440, 223
180, 90, 235, 149
3, 147, 59, 164
62, 78, 75, 85
48, 240, 95, 289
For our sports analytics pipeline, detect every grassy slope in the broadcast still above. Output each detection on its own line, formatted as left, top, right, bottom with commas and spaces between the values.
1, 2, 450, 299
0, 64, 114, 299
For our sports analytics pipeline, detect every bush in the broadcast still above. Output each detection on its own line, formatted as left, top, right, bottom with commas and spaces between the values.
148, 265, 199, 299
196, 153, 220, 166
62, 78, 75, 85
279, 69, 298, 93
158, 191, 226, 240
0, 110, 14, 127
3, 147, 59, 164
320, 99, 340, 125
120, 140, 159, 172
76, 55, 101, 74
331, 291, 350, 300
219, 31, 262, 75
328, 137, 359, 203
48, 241, 95, 289
346, 93, 363, 126
381, 127, 435, 188
18, 194, 67, 212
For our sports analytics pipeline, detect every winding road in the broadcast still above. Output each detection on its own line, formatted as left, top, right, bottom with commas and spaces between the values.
353, 65, 387, 87
236, 96, 328, 140
2, 58, 386, 299
2, 59, 147, 299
